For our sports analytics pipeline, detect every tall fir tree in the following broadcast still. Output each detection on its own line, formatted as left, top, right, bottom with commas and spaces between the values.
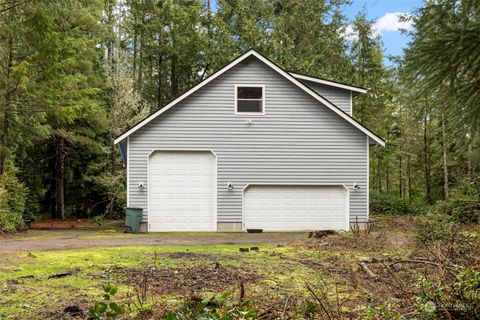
24, 0, 108, 219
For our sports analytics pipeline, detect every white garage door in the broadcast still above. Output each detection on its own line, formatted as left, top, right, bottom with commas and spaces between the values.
244, 185, 348, 231
148, 151, 216, 231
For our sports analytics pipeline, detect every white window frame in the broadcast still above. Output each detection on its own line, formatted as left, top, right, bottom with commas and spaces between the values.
234, 84, 265, 115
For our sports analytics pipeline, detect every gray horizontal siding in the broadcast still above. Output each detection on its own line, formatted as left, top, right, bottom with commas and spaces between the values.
128, 57, 369, 224
299, 80, 352, 115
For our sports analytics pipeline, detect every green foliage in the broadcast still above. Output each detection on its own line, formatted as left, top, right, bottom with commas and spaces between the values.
164, 291, 259, 319
370, 192, 410, 215
404, 0, 480, 126
0, 0, 478, 225
91, 213, 106, 226
445, 200, 480, 223
430, 200, 480, 224
362, 302, 402, 320
414, 268, 480, 319
89, 284, 125, 320
0, 165, 27, 233
350, 10, 393, 128
416, 213, 457, 242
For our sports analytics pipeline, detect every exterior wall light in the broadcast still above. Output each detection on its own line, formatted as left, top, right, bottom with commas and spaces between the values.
138, 181, 145, 191
353, 183, 360, 190
227, 182, 234, 191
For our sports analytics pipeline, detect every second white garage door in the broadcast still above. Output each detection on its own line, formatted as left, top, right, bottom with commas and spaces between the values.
148, 151, 216, 231
244, 185, 349, 231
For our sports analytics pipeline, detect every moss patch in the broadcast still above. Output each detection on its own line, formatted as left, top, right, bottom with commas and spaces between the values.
2, 215, 472, 319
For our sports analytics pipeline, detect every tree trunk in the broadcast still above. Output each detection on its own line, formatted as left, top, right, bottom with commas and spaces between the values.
109, 142, 116, 219
468, 128, 473, 181
377, 155, 382, 192
407, 154, 412, 202
171, 53, 178, 98
441, 111, 449, 200
106, 0, 114, 65
170, 23, 178, 97
398, 154, 403, 198
423, 113, 432, 204
386, 161, 390, 193
0, 35, 13, 176
55, 135, 65, 220
137, 15, 144, 91
157, 36, 163, 110
133, 15, 138, 79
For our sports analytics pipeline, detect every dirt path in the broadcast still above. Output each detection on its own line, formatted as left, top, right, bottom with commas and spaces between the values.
0, 229, 306, 253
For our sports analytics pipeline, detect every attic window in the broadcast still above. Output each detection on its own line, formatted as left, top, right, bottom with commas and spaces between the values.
235, 85, 264, 114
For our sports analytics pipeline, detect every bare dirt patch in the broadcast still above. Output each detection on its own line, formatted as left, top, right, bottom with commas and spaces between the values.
0, 230, 306, 253
116, 264, 260, 295
163, 251, 220, 261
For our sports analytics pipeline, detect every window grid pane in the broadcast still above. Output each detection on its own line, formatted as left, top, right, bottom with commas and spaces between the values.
236, 86, 264, 113
237, 100, 262, 113
238, 87, 263, 99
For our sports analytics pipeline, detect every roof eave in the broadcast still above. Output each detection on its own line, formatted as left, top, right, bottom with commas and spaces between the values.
114, 49, 384, 147
289, 72, 368, 94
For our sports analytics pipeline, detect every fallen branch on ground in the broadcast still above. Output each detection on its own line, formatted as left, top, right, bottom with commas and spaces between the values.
358, 261, 378, 280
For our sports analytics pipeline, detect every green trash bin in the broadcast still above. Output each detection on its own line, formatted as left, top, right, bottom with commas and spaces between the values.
125, 207, 143, 233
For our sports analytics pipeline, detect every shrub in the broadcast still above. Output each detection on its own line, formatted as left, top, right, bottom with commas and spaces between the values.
370, 192, 409, 215
0, 167, 27, 233
416, 213, 457, 242
89, 284, 125, 320
363, 302, 402, 320
449, 200, 480, 223
414, 268, 480, 319
432, 200, 480, 224
164, 291, 259, 319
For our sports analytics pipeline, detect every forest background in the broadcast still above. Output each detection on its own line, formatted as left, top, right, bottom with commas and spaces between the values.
0, 0, 478, 231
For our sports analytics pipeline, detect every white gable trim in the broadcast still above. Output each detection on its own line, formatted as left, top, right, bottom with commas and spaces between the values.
114, 50, 255, 144
289, 72, 368, 94
115, 50, 384, 146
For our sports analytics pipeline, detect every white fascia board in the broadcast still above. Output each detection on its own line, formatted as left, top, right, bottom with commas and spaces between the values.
115, 49, 384, 147
290, 72, 368, 94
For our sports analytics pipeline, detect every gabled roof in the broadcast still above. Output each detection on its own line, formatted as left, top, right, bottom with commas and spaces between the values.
114, 49, 385, 146
289, 72, 367, 94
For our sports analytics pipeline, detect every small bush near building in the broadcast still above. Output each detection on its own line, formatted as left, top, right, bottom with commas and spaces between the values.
0, 169, 27, 233
416, 213, 457, 242
370, 192, 410, 215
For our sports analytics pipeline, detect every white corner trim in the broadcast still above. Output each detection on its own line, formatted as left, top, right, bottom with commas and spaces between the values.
290, 72, 368, 94
345, 186, 350, 231
126, 136, 130, 207
366, 135, 370, 221
114, 49, 384, 147
349, 90, 353, 116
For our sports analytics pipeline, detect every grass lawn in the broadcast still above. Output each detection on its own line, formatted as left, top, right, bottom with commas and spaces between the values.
0, 215, 478, 319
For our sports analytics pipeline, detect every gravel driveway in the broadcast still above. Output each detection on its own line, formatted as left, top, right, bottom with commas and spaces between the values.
0, 229, 307, 253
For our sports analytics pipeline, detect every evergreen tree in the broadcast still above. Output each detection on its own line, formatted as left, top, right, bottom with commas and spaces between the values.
23, 0, 108, 219
404, 0, 480, 126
